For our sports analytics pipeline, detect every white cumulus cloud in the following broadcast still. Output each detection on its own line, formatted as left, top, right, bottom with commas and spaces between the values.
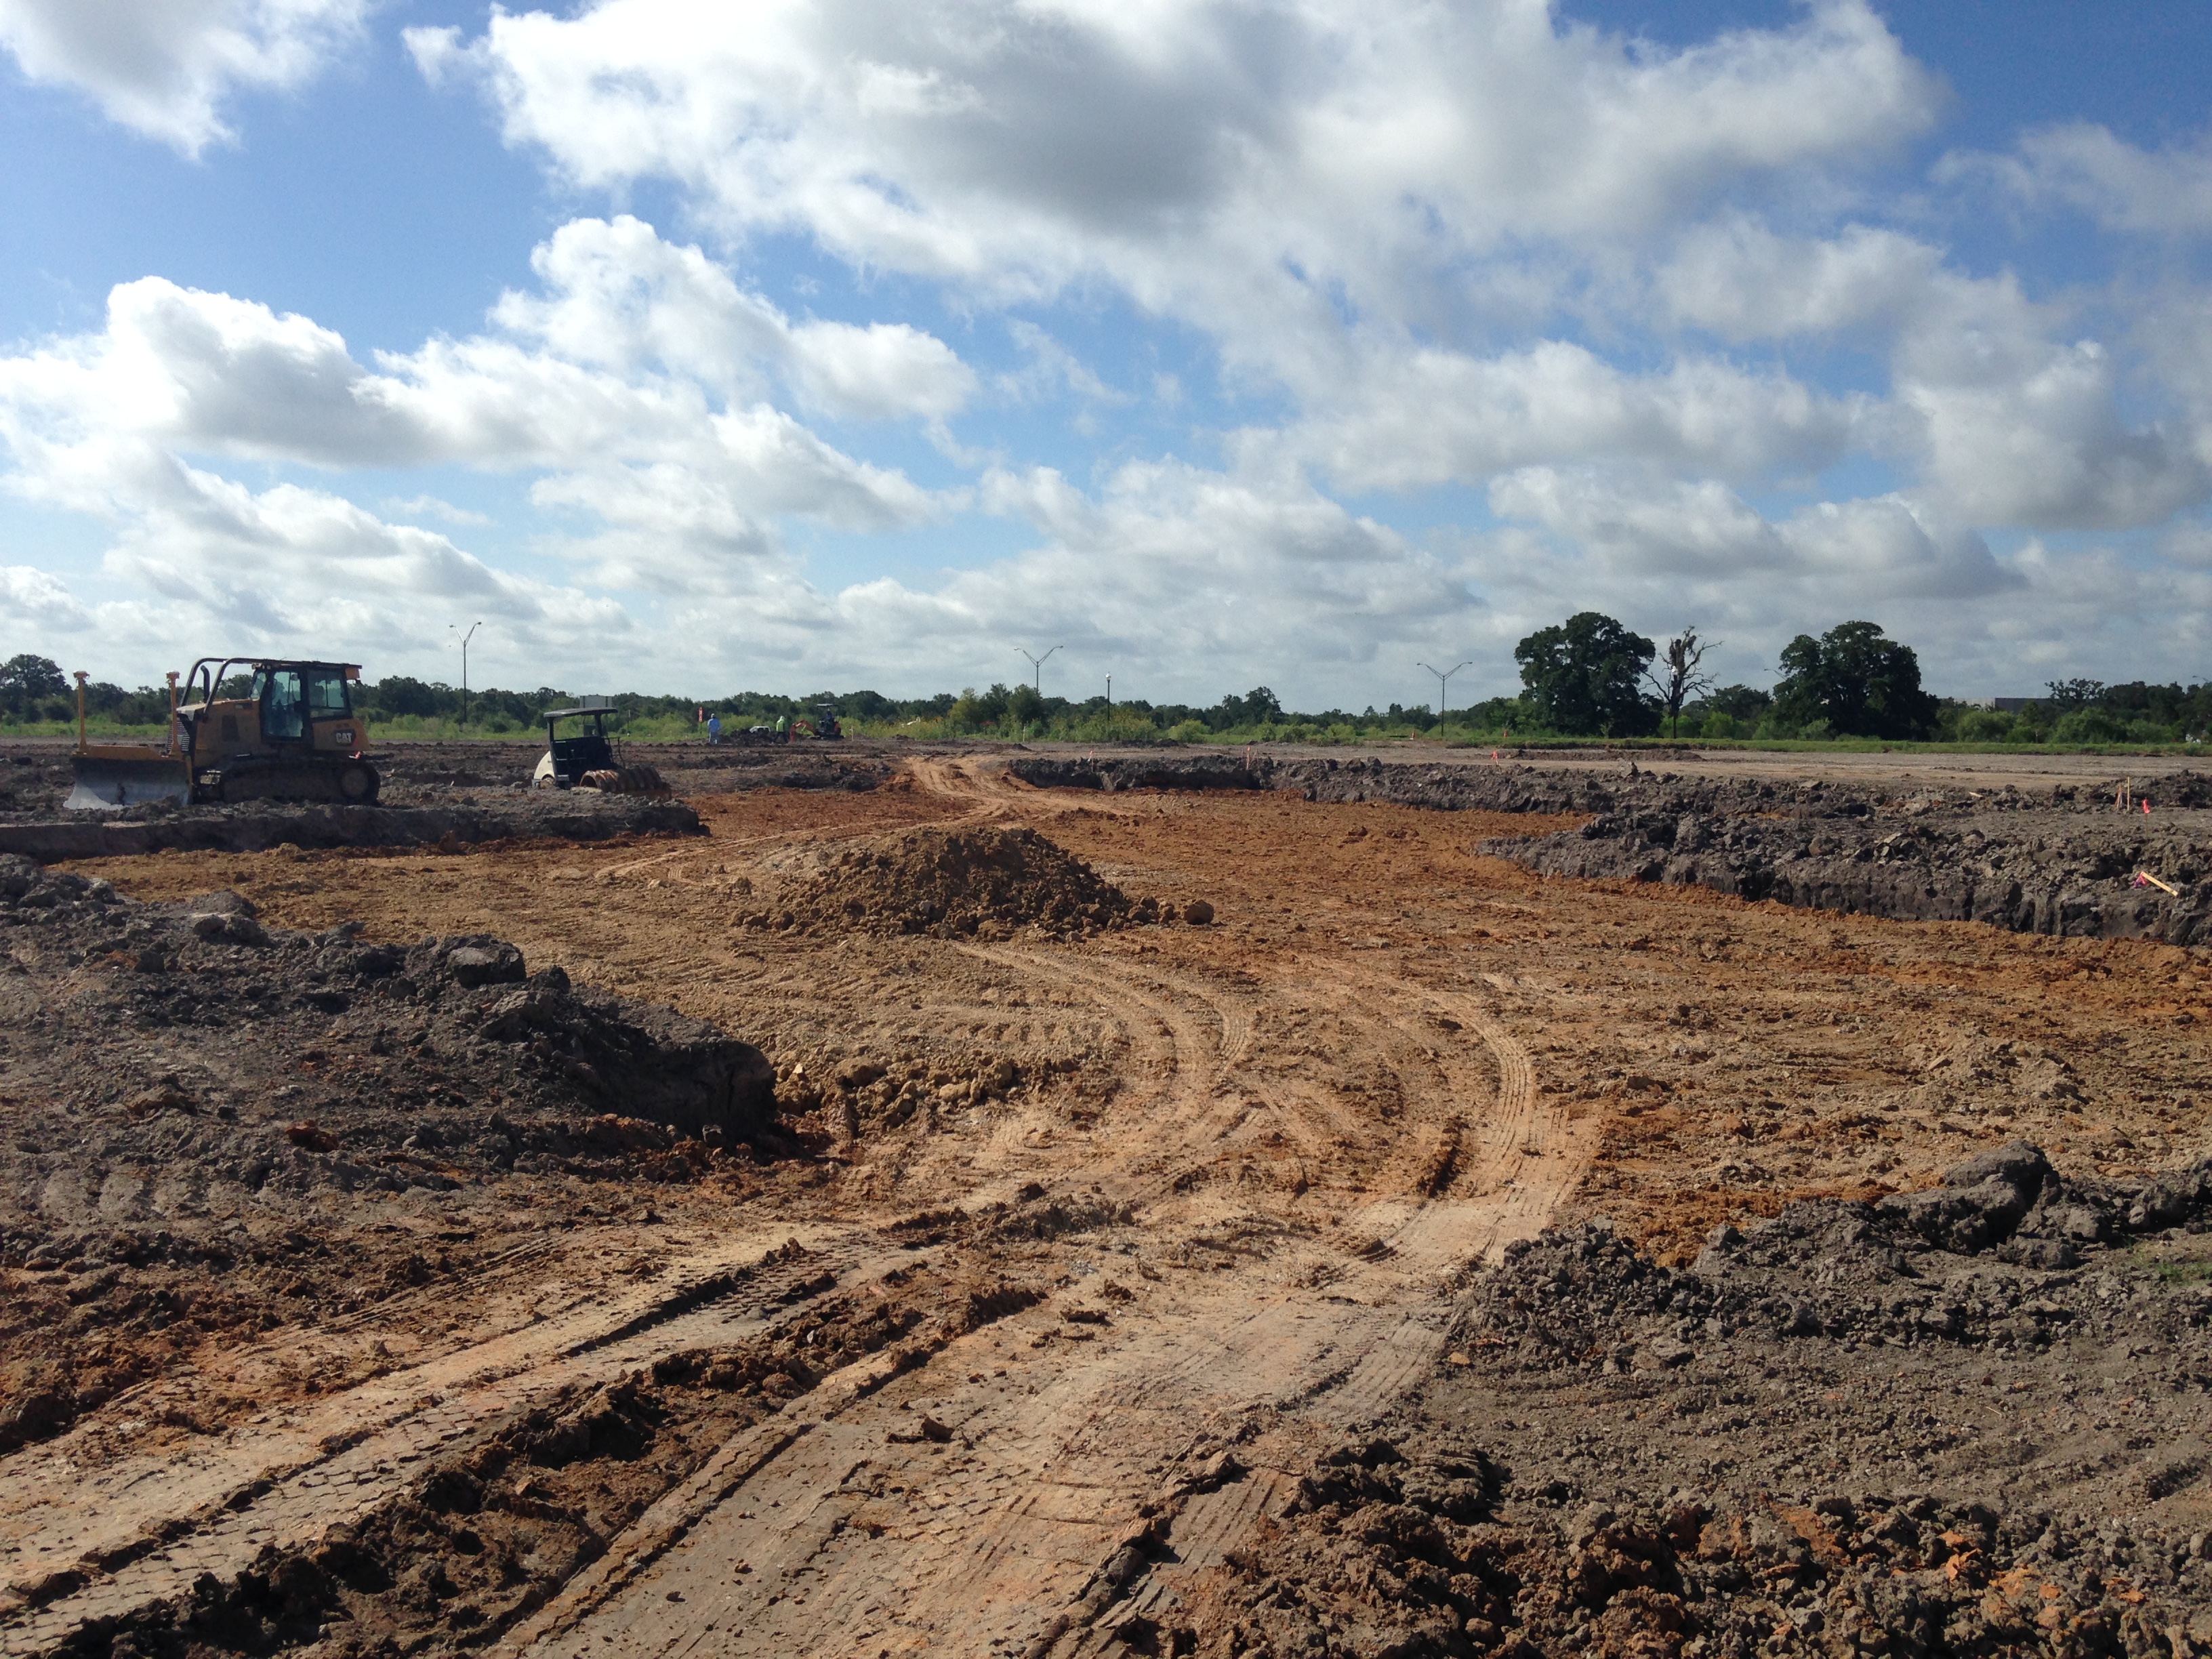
1263, 341, 1869, 493
491, 215, 976, 423
0, 563, 94, 630
0, 220, 970, 683
0, 227, 957, 544
419, 0, 1940, 349
0, 0, 370, 155
1948, 122, 2212, 237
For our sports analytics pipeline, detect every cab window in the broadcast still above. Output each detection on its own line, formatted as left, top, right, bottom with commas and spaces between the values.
306, 669, 350, 718
264, 670, 306, 741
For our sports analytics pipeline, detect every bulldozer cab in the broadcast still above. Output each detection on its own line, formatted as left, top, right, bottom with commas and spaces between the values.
180, 659, 362, 757
541, 705, 617, 788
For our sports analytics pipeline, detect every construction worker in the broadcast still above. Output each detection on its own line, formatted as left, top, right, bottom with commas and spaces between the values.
706, 712, 722, 745
775, 713, 789, 743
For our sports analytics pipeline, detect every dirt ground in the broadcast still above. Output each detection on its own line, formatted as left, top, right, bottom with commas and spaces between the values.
5, 752, 2211, 1658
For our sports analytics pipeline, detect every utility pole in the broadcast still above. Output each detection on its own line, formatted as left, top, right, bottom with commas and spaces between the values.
1019, 645, 1063, 693
451, 621, 482, 729
1416, 659, 1473, 724
1105, 674, 1112, 709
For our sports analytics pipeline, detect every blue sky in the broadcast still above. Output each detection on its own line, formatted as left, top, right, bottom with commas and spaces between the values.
1, 1, 2209, 709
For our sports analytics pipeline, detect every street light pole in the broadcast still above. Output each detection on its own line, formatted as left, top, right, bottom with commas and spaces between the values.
1416, 659, 1474, 724
1018, 645, 1063, 693
451, 621, 482, 729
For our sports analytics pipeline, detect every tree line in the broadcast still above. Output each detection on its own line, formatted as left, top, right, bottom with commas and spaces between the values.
3, 630, 2208, 745
1502, 615, 2212, 744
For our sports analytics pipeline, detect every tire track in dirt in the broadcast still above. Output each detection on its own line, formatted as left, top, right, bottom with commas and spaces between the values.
1052, 972, 1587, 1658
957, 946, 1256, 1200
5, 770, 1590, 1658
499, 970, 1583, 1659
0, 1227, 914, 1657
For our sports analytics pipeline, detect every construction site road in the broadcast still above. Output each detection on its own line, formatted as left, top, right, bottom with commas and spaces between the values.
11, 750, 2212, 1657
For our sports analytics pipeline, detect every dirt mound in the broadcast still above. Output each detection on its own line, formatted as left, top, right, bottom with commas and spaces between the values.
1170, 1142, 2212, 1658
1021, 752, 2212, 945
0, 789, 702, 860
1187, 1429, 2209, 1659
0, 853, 781, 1456
1489, 803, 2212, 944
1013, 753, 1857, 815
744, 825, 1149, 939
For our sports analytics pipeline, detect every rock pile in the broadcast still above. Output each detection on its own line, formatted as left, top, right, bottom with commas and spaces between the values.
741, 825, 1149, 939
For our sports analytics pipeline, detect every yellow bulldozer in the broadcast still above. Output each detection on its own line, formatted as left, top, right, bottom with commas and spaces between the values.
66, 657, 380, 811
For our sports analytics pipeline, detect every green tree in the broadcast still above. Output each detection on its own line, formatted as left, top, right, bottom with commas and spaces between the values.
1514, 613, 1659, 736
1954, 708, 2018, 743
2044, 678, 2104, 711
363, 676, 452, 720
1771, 621, 1938, 739
2051, 708, 2129, 744
1699, 684, 1773, 725
1210, 687, 1283, 731
0, 653, 66, 720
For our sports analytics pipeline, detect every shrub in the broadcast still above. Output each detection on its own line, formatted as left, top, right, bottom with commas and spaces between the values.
2052, 708, 2129, 745
1954, 708, 2015, 743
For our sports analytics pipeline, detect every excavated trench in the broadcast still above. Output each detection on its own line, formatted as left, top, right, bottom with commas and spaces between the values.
1012, 753, 2212, 945
0, 795, 704, 863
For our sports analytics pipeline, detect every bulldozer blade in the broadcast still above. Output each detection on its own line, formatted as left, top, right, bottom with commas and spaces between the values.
65, 756, 191, 811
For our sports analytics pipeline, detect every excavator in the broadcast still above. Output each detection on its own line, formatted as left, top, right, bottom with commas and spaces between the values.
66, 657, 380, 811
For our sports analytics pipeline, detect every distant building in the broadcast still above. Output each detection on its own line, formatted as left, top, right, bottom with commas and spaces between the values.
1961, 697, 2038, 712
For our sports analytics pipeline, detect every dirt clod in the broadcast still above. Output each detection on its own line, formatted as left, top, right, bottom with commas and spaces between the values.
1181, 1141, 2212, 1658
0, 851, 779, 1458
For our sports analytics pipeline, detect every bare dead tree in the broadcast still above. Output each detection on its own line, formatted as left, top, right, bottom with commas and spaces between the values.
1645, 626, 1718, 738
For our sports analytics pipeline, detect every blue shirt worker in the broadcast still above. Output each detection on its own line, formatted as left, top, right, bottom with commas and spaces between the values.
706, 713, 722, 744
